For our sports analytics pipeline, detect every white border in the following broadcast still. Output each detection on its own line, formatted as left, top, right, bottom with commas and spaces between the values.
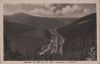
0, 0, 100, 64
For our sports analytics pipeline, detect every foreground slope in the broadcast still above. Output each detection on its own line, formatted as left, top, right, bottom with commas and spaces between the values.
4, 13, 96, 60
57, 13, 96, 60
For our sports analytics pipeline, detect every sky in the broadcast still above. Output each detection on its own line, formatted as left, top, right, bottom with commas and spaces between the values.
4, 4, 96, 18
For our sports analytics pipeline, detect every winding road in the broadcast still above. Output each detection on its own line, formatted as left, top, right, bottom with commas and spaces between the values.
39, 26, 65, 55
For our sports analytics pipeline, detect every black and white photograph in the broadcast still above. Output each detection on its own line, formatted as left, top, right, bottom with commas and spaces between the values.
3, 3, 97, 61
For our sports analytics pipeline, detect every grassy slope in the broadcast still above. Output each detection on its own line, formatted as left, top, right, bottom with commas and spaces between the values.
4, 21, 37, 34
4, 13, 70, 29
4, 13, 96, 60
57, 13, 97, 60
4, 13, 66, 60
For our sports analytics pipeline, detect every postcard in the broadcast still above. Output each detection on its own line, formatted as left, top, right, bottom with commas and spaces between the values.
0, 0, 100, 64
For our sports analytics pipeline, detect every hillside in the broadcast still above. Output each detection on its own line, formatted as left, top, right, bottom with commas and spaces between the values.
4, 13, 96, 61
4, 13, 76, 29
4, 21, 37, 34
57, 13, 97, 60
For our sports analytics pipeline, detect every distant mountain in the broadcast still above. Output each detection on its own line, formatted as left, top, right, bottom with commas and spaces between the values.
57, 13, 96, 60
4, 13, 93, 60
4, 13, 75, 29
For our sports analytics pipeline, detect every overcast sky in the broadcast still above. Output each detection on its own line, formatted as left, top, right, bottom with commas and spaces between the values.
4, 4, 96, 18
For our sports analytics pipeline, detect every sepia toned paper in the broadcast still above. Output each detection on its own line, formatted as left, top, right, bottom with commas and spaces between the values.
0, 0, 100, 64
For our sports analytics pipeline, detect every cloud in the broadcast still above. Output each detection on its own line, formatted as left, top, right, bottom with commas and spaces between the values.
28, 8, 55, 17
83, 8, 90, 13
4, 4, 95, 18
61, 5, 73, 14
72, 5, 83, 12
56, 5, 90, 15
54, 5, 93, 18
